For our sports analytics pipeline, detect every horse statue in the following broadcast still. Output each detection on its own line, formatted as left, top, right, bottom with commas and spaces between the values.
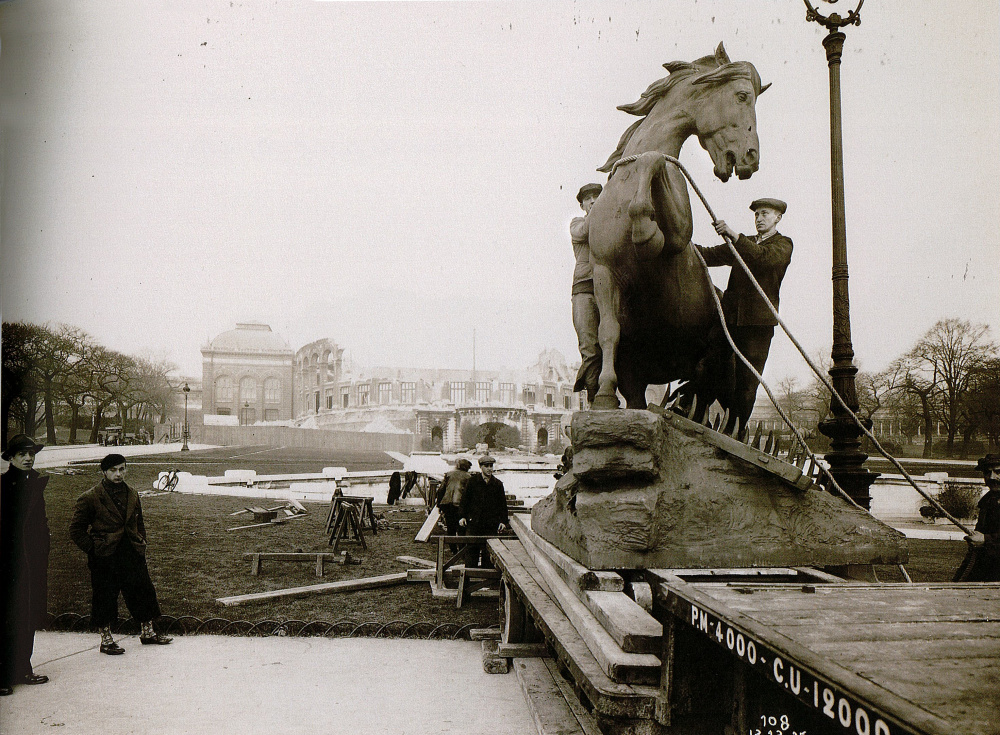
585, 43, 769, 412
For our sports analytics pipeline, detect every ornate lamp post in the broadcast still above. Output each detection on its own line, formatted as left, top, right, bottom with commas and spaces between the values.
181, 383, 190, 451
804, 0, 878, 509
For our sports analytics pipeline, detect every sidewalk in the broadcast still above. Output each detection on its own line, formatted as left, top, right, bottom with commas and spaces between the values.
0, 633, 533, 735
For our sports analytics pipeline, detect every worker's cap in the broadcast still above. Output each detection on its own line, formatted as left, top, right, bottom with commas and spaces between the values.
977, 454, 1000, 472
2, 434, 44, 460
456, 458, 472, 471
749, 198, 787, 214
576, 183, 603, 203
100, 453, 127, 472
478, 455, 496, 467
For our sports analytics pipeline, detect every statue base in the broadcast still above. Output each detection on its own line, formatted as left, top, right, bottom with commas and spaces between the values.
531, 409, 907, 570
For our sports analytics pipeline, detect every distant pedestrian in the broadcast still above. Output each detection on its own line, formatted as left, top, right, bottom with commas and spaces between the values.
386, 471, 402, 505
69, 454, 172, 654
955, 454, 1000, 582
459, 455, 509, 567
436, 458, 472, 552
1, 435, 51, 696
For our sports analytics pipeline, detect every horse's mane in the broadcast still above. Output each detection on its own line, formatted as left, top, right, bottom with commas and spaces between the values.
598, 43, 769, 174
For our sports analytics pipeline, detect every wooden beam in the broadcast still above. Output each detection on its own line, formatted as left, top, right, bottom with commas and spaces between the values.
584, 591, 662, 654
510, 515, 623, 593
216, 572, 410, 607
499, 642, 549, 658
414, 506, 441, 543
395, 555, 436, 569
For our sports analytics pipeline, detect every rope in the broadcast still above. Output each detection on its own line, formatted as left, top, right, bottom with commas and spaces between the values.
610, 153, 974, 534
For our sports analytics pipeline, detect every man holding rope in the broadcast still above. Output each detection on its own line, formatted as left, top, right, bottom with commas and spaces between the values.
696, 198, 793, 431
955, 454, 1000, 582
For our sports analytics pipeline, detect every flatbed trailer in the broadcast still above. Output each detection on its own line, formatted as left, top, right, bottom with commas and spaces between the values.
489, 533, 1000, 735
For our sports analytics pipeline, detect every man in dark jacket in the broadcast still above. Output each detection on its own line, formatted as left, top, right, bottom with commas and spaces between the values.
69, 454, 172, 654
436, 458, 472, 552
697, 198, 793, 431
957, 454, 1000, 582
1, 435, 51, 695
459, 455, 509, 567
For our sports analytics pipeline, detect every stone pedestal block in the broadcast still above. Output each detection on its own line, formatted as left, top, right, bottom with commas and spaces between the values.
533, 410, 907, 570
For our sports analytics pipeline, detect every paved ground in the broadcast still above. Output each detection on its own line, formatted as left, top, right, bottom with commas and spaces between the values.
0, 633, 533, 735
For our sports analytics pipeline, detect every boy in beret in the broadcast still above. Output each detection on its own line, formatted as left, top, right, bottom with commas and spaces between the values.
1, 435, 50, 695
571, 183, 604, 404
70, 454, 171, 654
696, 198, 793, 431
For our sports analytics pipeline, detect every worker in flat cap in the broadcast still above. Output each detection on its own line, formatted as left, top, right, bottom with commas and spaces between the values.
459, 455, 509, 567
70, 454, 172, 654
436, 458, 473, 552
695, 198, 793, 432
571, 183, 604, 405
1, 435, 50, 695
955, 454, 1000, 582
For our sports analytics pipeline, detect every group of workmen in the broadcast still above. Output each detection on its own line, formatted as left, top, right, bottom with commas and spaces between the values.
571, 181, 792, 425
434, 454, 510, 566
2, 437, 170, 696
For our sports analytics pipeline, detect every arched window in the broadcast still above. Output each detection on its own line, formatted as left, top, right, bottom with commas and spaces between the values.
537, 427, 549, 447
264, 378, 280, 404
240, 377, 257, 404
216, 375, 233, 402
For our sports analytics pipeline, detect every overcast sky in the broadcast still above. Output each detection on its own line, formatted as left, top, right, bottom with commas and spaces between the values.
2, 0, 998, 389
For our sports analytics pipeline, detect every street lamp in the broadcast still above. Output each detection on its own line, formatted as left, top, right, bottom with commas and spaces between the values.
181, 383, 190, 452
242, 401, 250, 427
803, 0, 879, 510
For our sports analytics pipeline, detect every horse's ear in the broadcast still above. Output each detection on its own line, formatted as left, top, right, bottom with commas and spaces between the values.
759, 82, 771, 95
715, 42, 731, 66
662, 61, 688, 74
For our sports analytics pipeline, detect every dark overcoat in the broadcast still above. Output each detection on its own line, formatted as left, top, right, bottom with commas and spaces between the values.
968, 488, 1000, 582
460, 473, 509, 535
1, 467, 50, 631
69, 480, 148, 557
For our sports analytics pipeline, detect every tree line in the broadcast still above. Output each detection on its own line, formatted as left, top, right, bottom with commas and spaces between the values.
2, 321, 178, 450
774, 318, 999, 459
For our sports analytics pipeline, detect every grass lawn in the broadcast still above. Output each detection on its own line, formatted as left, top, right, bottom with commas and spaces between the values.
39, 445, 971, 636
43, 447, 496, 634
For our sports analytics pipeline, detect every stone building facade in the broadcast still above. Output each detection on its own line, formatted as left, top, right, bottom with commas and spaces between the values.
292, 346, 582, 453
201, 323, 294, 423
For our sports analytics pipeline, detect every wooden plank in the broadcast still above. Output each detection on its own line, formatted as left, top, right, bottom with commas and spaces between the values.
241, 553, 345, 561
510, 515, 623, 593
500, 642, 549, 658
584, 591, 662, 654
514, 524, 660, 685
469, 627, 502, 641
413, 505, 440, 542
542, 658, 604, 735
407, 568, 459, 583
216, 572, 410, 606
395, 555, 436, 569
514, 658, 590, 735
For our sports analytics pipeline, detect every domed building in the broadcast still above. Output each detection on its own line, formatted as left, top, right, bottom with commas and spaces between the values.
201, 323, 294, 423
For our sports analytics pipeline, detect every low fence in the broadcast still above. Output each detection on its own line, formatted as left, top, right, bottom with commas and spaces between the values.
200, 424, 414, 454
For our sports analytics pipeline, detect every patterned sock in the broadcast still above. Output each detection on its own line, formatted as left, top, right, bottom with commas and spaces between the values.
100, 628, 114, 646
141, 621, 155, 638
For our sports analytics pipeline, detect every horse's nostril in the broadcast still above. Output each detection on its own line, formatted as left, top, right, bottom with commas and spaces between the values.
746, 148, 758, 165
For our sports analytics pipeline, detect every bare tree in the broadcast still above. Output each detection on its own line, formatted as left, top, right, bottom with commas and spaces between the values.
967, 357, 1000, 452
906, 319, 996, 456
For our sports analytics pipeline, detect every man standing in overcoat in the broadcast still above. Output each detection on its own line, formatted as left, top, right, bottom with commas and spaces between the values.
459, 455, 509, 567
697, 198, 793, 431
436, 458, 472, 552
69, 453, 172, 654
1, 435, 51, 695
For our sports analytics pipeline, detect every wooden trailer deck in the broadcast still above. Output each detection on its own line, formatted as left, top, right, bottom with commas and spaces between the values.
650, 573, 1000, 735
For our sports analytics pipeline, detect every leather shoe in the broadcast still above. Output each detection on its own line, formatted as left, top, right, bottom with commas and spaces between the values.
139, 634, 172, 645
0, 686, 12, 696
100, 642, 125, 655
23, 674, 48, 685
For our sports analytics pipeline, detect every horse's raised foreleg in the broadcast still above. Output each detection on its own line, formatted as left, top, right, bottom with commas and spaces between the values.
626, 152, 694, 259
591, 262, 622, 410
626, 152, 667, 261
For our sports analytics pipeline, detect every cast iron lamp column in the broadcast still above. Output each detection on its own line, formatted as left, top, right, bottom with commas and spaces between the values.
181, 383, 190, 451
804, 0, 878, 510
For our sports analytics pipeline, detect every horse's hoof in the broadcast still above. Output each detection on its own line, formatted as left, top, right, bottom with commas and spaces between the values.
590, 395, 621, 410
